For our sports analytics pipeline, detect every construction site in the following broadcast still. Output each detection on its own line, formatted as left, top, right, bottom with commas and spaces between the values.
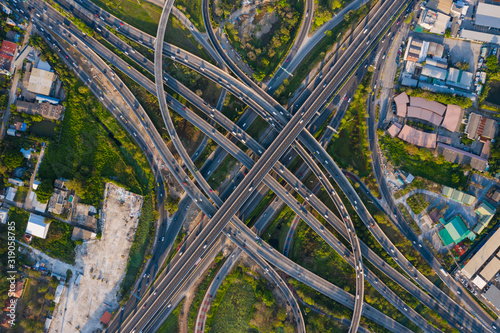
49, 183, 143, 333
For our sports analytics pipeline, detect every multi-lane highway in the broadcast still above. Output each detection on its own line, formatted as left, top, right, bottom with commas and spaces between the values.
38, 0, 492, 330
17, 0, 499, 331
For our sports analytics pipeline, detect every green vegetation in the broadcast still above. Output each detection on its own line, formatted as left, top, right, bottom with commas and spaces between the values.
224, 0, 302, 80
30, 36, 153, 208
13, 186, 29, 203
206, 265, 294, 332
112, 67, 168, 140
213, 0, 242, 21
291, 221, 356, 294
90, 0, 161, 36
402, 88, 473, 109
312, 0, 350, 32
105, 26, 155, 62
157, 299, 184, 333
455, 61, 469, 71
207, 155, 238, 188
6, 207, 30, 241
8, 273, 60, 333
393, 176, 441, 200
31, 220, 77, 264
165, 17, 213, 62
398, 203, 421, 235
0, 139, 27, 187
176, 0, 205, 32
221, 93, 248, 122
121, 195, 157, 298
246, 116, 270, 140
404, 12, 414, 24
35, 180, 53, 204
406, 119, 435, 132
480, 57, 500, 108
379, 134, 467, 189
406, 193, 430, 215
245, 190, 276, 226
274, 2, 371, 104
487, 132, 500, 175
262, 205, 296, 251
301, 309, 349, 333
195, 139, 218, 169
166, 61, 221, 107
486, 55, 499, 73
328, 73, 379, 196
188, 252, 225, 332
0, 75, 11, 109
49, 0, 94, 36
165, 192, 180, 214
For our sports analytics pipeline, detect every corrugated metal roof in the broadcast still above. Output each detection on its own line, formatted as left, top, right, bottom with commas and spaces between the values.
397, 125, 437, 148
484, 285, 500, 310
479, 257, 500, 281
427, 0, 453, 14
462, 227, 500, 279
441, 104, 462, 132
421, 64, 448, 80
476, 3, 500, 29
409, 96, 447, 116
460, 29, 500, 43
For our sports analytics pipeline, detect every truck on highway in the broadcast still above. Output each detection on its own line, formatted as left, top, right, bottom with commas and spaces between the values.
440, 268, 448, 277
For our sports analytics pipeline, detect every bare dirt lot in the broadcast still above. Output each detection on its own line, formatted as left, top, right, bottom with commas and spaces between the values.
49, 183, 143, 333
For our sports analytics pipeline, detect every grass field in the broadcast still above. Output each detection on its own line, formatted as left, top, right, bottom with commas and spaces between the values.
175, 0, 205, 32
165, 17, 213, 62
379, 134, 467, 190
245, 190, 276, 226
207, 265, 293, 332
208, 279, 257, 332
246, 116, 270, 141
207, 155, 238, 188
327, 73, 380, 196
91, 0, 161, 36
31, 220, 77, 264
91, 0, 212, 62
261, 205, 296, 252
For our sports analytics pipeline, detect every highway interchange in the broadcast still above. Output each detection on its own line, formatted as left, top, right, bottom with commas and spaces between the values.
9, 0, 500, 331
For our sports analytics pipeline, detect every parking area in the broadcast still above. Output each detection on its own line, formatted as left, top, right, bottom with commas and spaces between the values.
49, 183, 143, 333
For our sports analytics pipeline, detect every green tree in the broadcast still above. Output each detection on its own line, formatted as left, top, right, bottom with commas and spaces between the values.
2, 150, 24, 170
486, 55, 498, 73
261, 288, 275, 307
35, 180, 53, 203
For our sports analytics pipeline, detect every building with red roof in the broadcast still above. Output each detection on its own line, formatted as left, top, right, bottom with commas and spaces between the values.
0, 40, 17, 57
100, 311, 112, 325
